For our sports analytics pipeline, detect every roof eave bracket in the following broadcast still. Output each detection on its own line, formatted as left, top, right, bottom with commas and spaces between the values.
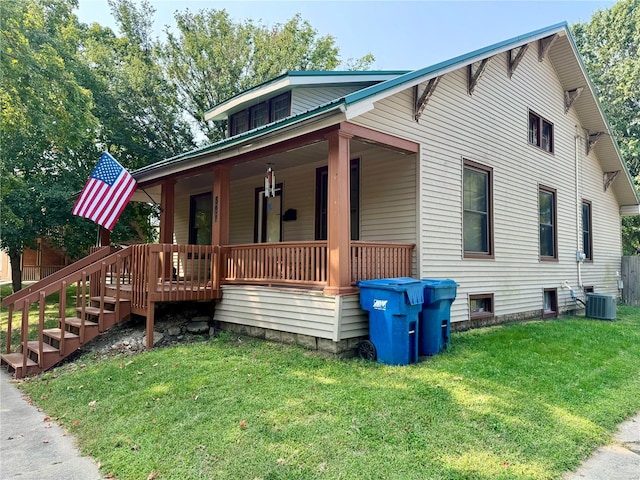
508, 44, 529, 78
564, 87, 584, 113
538, 34, 558, 62
468, 58, 490, 95
414, 77, 441, 121
604, 170, 620, 192
587, 132, 603, 155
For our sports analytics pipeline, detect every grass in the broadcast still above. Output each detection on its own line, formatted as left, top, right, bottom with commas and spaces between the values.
0, 284, 79, 350
12, 304, 640, 480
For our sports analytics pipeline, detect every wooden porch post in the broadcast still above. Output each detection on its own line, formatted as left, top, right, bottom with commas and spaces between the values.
99, 227, 111, 247
324, 130, 356, 295
212, 165, 230, 246
212, 165, 230, 291
159, 180, 176, 278
159, 180, 175, 244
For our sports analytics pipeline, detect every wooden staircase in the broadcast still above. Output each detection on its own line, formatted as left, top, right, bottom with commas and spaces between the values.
2, 243, 224, 378
1, 247, 134, 379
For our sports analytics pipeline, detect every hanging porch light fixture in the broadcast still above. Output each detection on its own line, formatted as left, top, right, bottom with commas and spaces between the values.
264, 164, 276, 197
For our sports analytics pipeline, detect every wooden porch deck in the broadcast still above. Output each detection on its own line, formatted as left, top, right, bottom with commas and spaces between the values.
2, 241, 414, 377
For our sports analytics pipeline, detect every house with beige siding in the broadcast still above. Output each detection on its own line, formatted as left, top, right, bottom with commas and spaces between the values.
133, 19, 638, 338
4, 22, 639, 376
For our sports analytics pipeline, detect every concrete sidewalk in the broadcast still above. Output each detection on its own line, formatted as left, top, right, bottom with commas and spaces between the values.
563, 411, 640, 480
1, 367, 638, 480
0, 371, 103, 479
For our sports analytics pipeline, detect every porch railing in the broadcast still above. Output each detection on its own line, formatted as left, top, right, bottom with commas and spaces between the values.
350, 241, 414, 282
222, 241, 327, 287
22, 265, 67, 282
221, 241, 414, 287
145, 244, 219, 303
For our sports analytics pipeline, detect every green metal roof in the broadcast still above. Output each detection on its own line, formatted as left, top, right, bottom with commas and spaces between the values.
132, 21, 638, 204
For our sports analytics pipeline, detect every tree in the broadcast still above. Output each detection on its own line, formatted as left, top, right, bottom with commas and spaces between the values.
0, 0, 195, 292
162, 9, 374, 143
1, 0, 100, 292
572, 0, 640, 255
79, 0, 195, 246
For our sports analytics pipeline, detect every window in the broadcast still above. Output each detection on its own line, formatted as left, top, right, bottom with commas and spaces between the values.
270, 92, 291, 122
189, 192, 212, 245
539, 186, 557, 260
529, 111, 554, 153
463, 160, 493, 258
229, 92, 291, 136
582, 200, 593, 261
315, 159, 360, 241
250, 102, 268, 130
469, 293, 494, 318
543, 288, 558, 318
230, 110, 248, 137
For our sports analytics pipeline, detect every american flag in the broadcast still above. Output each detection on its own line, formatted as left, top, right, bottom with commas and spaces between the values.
72, 152, 137, 231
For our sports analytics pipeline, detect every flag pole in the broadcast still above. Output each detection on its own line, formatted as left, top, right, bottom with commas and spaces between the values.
139, 186, 163, 212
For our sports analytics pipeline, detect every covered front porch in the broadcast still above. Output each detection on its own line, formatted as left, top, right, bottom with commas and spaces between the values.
127, 120, 420, 348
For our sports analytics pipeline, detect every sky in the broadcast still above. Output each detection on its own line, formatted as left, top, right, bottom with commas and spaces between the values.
76, 0, 615, 70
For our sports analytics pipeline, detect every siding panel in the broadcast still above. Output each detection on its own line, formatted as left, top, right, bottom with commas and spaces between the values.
353, 44, 623, 323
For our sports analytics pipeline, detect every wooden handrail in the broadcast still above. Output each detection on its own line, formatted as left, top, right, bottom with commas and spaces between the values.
350, 241, 414, 282
7, 247, 131, 312
222, 241, 328, 287
4, 246, 133, 368
2, 246, 114, 308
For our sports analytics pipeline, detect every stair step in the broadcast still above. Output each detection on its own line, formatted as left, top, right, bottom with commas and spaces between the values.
1, 353, 38, 369
43, 328, 79, 341
65, 317, 99, 328
90, 296, 130, 304
76, 306, 103, 316
26, 341, 59, 353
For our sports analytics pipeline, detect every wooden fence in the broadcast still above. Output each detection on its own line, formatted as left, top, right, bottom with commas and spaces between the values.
621, 256, 639, 306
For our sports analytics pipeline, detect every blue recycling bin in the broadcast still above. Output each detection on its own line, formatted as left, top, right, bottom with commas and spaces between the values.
419, 279, 458, 356
357, 277, 424, 366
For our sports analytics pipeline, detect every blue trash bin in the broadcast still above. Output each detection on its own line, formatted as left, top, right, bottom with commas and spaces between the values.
357, 277, 424, 366
419, 279, 458, 356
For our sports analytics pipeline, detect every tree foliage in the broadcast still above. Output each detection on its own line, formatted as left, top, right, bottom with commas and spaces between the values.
1, 0, 99, 291
162, 10, 373, 142
0, 0, 195, 291
572, 0, 640, 255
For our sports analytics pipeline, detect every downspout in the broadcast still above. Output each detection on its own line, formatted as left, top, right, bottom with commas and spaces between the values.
575, 126, 583, 289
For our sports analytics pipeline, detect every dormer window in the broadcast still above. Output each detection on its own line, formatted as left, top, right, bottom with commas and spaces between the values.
229, 92, 291, 137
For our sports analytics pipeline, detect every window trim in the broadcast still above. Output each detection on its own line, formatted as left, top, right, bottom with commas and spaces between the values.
229, 92, 292, 137
269, 92, 291, 122
538, 185, 558, 261
253, 183, 283, 243
315, 158, 360, 241
188, 192, 213, 246
463, 159, 494, 259
582, 199, 593, 262
542, 288, 558, 319
528, 109, 554, 154
469, 293, 494, 319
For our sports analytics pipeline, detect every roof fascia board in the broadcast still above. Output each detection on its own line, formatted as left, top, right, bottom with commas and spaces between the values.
205, 71, 408, 121
205, 76, 291, 121
135, 103, 346, 184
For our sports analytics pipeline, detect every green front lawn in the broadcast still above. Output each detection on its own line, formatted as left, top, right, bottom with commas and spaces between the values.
16, 305, 640, 480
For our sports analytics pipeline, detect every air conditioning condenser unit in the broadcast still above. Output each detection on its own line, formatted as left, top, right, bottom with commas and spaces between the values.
585, 293, 617, 320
